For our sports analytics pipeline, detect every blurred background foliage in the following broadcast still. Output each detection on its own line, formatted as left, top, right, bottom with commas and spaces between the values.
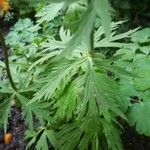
3, 0, 149, 28
110, 0, 150, 27
0, 0, 150, 149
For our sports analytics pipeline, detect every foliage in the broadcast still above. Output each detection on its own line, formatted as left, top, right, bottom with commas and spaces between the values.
0, 0, 150, 150
9, 0, 48, 16
110, 0, 150, 27
113, 28, 150, 136
23, 20, 136, 149
6, 18, 39, 56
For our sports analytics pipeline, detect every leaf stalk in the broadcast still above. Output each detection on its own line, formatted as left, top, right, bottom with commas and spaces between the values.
0, 27, 17, 91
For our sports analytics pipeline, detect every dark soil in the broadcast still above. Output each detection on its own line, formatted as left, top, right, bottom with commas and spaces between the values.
0, 106, 26, 150
122, 124, 150, 150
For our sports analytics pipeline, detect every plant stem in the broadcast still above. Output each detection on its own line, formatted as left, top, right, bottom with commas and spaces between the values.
87, 0, 94, 55
90, 28, 94, 52
87, 0, 91, 4
0, 28, 17, 91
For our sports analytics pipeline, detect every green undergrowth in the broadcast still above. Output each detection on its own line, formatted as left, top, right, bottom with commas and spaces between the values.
0, 0, 150, 150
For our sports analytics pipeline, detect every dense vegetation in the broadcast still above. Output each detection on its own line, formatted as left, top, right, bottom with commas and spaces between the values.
0, 0, 150, 149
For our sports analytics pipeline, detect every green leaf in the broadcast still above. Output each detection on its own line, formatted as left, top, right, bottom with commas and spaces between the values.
95, 0, 111, 37
0, 81, 14, 94
28, 51, 61, 71
128, 101, 150, 136
57, 117, 123, 150
140, 46, 150, 55
25, 130, 38, 150
28, 57, 86, 104
66, 2, 96, 54
114, 48, 135, 61
36, 2, 65, 24
134, 78, 150, 91
131, 28, 150, 43
77, 56, 127, 121
57, 123, 82, 150
101, 119, 123, 150
54, 77, 83, 121
95, 24, 138, 49
110, 28, 139, 42
0, 95, 14, 133
133, 57, 150, 91
35, 130, 49, 150
6, 18, 38, 46
16, 93, 51, 130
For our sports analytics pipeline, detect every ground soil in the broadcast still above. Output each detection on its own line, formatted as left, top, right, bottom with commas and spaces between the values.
122, 124, 150, 150
0, 106, 26, 150
0, 106, 150, 150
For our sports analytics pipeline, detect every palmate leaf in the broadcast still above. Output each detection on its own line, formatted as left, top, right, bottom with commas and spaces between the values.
53, 55, 127, 122
114, 48, 136, 61
0, 95, 14, 133
101, 119, 123, 150
131, 28, 150, 43
6, 18, 38, 46
25, 128, 57, 150
28, 27, 71, 72
28, 50, 61, 71
16, 93, 51, 130
118, 76, 139, 112
57, 123, 82, 150
28, 57, 86, 104
54, 76, 83, 121
25, 130, 37, 150
93, 58, 133, 77
35, 129, 57, 150
22, 20, 136, 149
133, 57, 150, 91
127, 101, 150, 136
126, 58, 150, 136
57, 117, 123, 150
66, 1, 96, 53
78, 57, 127, 121
64, 0, 111, 55
63, 1, 86, 30
95, 0, 111, 37
95, 25, 139, 49
0, 80, 14, 94
36, 2, 65, 24
24, 21, 134, 149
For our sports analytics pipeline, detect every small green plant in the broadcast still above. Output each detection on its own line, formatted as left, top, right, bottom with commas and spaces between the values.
6, 18, 39, 56
1, 0, 150, 150
9, 0, 48, 16
114, 28, 150, 135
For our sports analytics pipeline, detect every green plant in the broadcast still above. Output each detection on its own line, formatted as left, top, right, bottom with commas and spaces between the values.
6, 18, 39, 56
9, 0, 48, 16
1, 0, 150, 150
113, 28, 150, 136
